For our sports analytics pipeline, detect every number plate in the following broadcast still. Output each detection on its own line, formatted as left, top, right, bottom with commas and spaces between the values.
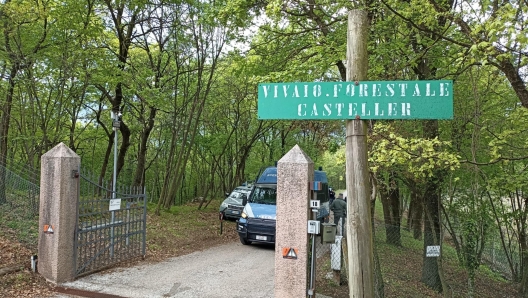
231, 210, 240, 214
256, 235, 267, 241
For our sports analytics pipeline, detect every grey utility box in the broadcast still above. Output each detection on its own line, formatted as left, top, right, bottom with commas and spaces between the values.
321, 223, 336, 243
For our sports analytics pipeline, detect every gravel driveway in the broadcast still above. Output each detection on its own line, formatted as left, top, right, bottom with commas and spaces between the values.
56, 241, 333, 298
59, 241, 276, 298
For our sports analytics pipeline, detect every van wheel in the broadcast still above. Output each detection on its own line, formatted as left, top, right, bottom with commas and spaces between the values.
239, 235, 252, 245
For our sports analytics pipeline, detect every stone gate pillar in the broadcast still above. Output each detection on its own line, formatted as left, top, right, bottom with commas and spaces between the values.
274, 145, 313, 297
38, 142, 80, 283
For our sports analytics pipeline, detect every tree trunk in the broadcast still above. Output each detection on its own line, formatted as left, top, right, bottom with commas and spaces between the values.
408, 190, 423, 239
133, 107, 156, 187
420, 120, 445, 293
156, 103, 182, 214
380, 172, 401, 246
519, 229, 528, 296
422, 185, 443, 292
199, 163, 217, 210
98, 131, 114, 191
116, 119, 131, 178
102, 1, 138, 186
370, 173, 385, 298
487, 190, 519, 281
0, 65, 18, 204
161, 24, 224, 209
468, 269, 475, 298
163, 105, 198, 209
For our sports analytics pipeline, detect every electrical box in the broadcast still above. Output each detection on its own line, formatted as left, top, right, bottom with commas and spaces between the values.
321, 223, 336, 243
307, 220, 320, 234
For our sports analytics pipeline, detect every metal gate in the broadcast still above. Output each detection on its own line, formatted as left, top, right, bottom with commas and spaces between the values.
75, 169, 147, 278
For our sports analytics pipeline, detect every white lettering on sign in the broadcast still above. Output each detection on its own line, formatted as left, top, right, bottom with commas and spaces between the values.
298, 102, 412, 117
258, 80, 453, 120
260, 82, 450, 99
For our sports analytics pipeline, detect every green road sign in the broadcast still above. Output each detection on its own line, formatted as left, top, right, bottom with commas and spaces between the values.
258, 80, 453, 120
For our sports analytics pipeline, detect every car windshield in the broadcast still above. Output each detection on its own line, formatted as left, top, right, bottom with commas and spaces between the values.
249, 186, 276, 205
229, 190, 248, 200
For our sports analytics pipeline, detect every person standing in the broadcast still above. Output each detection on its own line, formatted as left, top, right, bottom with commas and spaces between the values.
330, 193, 347, 225
329, 188, 336, 206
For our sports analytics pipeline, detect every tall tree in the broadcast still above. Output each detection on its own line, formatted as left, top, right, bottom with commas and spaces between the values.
0, 0, 49, 203
96, 0, 144, 183
382, 0, 527, 292
157, 0, 230, 211
378, 171, 402, 246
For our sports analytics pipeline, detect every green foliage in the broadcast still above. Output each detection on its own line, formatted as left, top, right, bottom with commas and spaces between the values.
369, 122, 460, 178
478, 264, 507, 283
0, 3, 526, 292
320, 146, 346, 188
487, 107, 528, 165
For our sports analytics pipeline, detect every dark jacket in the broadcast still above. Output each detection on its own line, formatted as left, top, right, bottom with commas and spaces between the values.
330, 198, 347, 217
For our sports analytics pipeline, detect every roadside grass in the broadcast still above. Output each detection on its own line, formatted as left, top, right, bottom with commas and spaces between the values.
315, 202, 519, 297
0, 202, 39, 250
316, 225, 518, 298
142, 201, 239, 263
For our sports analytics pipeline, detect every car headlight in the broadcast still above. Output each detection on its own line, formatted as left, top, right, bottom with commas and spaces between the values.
241, 212, 247, 219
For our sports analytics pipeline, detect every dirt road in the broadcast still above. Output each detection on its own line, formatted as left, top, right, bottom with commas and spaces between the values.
56, 240, 333, 298
59, 241, 275, 298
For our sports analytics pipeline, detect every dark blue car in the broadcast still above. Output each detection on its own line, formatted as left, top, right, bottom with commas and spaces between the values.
237, 166, 328, 245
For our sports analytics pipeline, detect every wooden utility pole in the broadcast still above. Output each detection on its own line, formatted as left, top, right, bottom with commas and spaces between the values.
257, 8, 453, 298
345, 9, 375, 297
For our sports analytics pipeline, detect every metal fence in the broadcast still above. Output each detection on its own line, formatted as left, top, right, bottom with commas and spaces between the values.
0, 159, 148, 279
478, 226, 520, 282
0, 159, 40, 250
75, 168, 147, 277
315, 217, 518, 297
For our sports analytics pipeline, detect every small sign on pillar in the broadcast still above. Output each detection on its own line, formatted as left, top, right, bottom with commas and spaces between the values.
282, 247, 299, 259
307, 220, 320, 234
43, 225, 54, 234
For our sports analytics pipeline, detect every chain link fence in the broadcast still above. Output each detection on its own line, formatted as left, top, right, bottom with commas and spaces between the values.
480, 226, 520, 282
315, 216, 518, 297
0, 158, 40, 251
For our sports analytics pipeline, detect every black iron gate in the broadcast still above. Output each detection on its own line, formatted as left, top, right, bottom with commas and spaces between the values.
75, 169, 147, 278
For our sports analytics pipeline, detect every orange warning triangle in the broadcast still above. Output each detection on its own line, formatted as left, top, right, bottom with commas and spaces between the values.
282, 247, 298, 259
44, 225, 54, 234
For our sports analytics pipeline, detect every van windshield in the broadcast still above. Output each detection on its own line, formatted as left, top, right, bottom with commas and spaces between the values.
249, 186, 277, 205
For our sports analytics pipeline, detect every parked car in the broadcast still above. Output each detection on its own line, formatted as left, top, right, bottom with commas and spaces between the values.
219, 186, 252, 220
236, 166, 329, 245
